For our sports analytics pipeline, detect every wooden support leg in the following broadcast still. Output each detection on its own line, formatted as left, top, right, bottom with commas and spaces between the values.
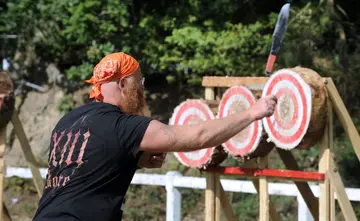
328, 159, 357, 221
325, 79, 360, 162
259, 157, 269, 221
219, 184, 236, 221
0, 128, 6, 221
205, 173, 216, 221
11, 112, 44, 197
330, 184, 336, 221
215, 173, 221, 221
252, 180, 280, 221
319, 100, 333, 221
205, 87, 216, 221
277, 149, 319, 220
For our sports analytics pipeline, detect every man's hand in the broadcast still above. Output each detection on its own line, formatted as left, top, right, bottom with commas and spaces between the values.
249, 95, 277, 120
137, 152, 167, 169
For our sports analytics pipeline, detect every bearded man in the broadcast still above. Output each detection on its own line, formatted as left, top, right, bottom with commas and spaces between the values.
33, 52, 277, 221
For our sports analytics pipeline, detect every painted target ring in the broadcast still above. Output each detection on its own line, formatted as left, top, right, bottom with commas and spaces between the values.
262, 69, 312, 150
217, 86, 263, 156
169, 100, 215, 168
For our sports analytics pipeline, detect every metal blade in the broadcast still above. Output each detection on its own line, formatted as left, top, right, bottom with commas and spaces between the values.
265, 2, 291, 76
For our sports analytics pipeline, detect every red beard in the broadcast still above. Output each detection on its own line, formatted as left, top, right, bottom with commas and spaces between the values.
122, 83, 149, 116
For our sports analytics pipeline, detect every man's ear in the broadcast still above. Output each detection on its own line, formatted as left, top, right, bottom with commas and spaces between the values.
118, 77, 126, 90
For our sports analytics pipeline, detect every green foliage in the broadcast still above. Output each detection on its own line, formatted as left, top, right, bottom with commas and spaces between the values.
58, 95, 74, 114
153, 22, 273, 78
2, 0, 360, 220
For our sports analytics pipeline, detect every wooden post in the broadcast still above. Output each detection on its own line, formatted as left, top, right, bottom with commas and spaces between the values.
319, 99, 332, 221
259, 157, 269, 221
219, 185, 236, 221
328, 159, 357, 221
328, 101, 336, 221
11, 112, 44, 197
325, 78, 360, 162
205, 87, 216, 221
277, 148, 319, 220
205, 173, 216, 221
215, 173, 221, 221
0, 128, 5, 220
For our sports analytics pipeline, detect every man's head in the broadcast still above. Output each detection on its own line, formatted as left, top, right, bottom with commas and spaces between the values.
85, 52, 148, 116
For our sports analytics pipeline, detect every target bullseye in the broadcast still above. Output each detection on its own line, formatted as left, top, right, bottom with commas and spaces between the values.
169, 99, 223, 168
262, 69, 312, 150
217, 86, 263, 156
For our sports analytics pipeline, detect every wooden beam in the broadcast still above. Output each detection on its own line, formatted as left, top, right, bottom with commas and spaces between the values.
328, 159, 357, 221
325, 78, 360, 162
11, 112, 44, 197
0, 128, 5, 220
219, 184, 236, 221
319, 102, 331, 221
205, 87, 216, 221
252, 179, 281, 221
328, 101, 336, 221
215, 174, 221, 221
202, 76, 268, 90
259, 157, 270, 221
277, 148, 319, 220
205, 173, 216, 221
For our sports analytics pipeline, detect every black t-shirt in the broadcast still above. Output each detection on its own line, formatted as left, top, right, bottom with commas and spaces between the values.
33, 102, 152, 221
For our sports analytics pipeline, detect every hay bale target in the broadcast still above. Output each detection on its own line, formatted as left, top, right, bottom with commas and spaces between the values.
262, 67, 327, 150
217, 86, 273, 160
0, 72, 14, 130
169, 99, 227, 168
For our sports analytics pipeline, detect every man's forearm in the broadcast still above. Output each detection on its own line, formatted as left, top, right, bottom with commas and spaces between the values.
161, 109, 256, 153
197, 109, 255, 149
141, 95, 275, 153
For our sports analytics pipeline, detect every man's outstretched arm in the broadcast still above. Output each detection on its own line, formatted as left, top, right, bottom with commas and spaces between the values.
140, 95, 277, 153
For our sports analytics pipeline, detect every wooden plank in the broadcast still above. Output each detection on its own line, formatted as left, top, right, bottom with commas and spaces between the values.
252, 180, 281, 221
328, 159, 357, 221
215, 174, 221, 221
319, 105, 331, 221
277, 148, 319, 220
202, 76, 269, 90
325, 78, 360, 162
328, 101, 336, 221
205, 87, 215, 221
205, 173, 216, 221
0, 128, 5, 220
202, 167, 325, 182
11, 112, 44, 197
219, 184, 236, 221
259, 157, 269, 221
330, 184, 336, 221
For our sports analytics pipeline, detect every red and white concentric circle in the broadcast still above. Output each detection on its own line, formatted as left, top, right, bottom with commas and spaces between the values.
217, 86, 263, 156
169, 100, 215, 167
262, 69, 312, 150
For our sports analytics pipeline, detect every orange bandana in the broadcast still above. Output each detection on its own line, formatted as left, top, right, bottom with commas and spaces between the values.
85, 52, 139, 101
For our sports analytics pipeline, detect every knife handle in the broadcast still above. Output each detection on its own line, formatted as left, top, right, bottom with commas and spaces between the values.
265, 54, 277, 76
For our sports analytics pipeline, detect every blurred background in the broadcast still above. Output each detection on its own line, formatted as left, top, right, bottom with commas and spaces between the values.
1, 0, 360, 220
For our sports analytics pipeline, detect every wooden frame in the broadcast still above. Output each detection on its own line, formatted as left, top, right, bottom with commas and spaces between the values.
0, 109, 45, 221
202, 76, 359, 221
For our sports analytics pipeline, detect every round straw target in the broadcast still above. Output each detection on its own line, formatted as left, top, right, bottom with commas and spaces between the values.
169, 99, 216, 168
217, 86, 263, 156
262, 69, 312, 150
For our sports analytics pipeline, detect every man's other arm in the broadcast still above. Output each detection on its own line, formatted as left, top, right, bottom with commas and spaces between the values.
140, 95, 277, 153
